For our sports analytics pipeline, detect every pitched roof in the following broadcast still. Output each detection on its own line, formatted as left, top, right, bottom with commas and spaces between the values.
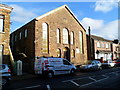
35, 5, 86, 32
90, 35, 113, 42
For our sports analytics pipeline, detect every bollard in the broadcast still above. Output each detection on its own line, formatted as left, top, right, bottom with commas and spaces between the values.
17, 60, 22, 75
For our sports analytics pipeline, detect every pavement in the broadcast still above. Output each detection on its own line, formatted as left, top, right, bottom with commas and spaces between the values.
11, 73, 37, 81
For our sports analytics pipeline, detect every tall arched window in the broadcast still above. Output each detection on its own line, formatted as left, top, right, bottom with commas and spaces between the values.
63, 28, 68, 44
57, 48, 61, 57
57, 28, 60, 43
42, 23, 49, 53
79, 31, 83, 53
71, 31, 74, 44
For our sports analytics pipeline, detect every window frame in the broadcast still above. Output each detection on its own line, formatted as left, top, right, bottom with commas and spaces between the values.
0, 15, 5, 32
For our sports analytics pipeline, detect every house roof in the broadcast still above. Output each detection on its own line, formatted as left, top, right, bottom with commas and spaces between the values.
0, 4, 13, 11
90, 35, 113, 42
35, 5, 86, 32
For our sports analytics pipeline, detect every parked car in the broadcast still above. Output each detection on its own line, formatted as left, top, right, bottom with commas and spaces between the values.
79, 60, 102, 71
0, 64, 11, 86
34, 57, 76, 78
113, 59, 120, 66
102, 60, 116, 68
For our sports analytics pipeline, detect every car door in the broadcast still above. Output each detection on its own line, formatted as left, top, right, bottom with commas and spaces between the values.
62, 59, 72, 74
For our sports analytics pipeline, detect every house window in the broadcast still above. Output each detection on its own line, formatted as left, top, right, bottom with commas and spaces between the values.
0, 15, 4, 32
79, 31, 83, 53
25, 29, 27, 38
63, 28, 69, 44
19, 32, 22, 40
106, 43, 109, 48
15, 35, 17, 42
57, 28, 60, 43
97, 42, 100, 48
101, 42, 104, 48
57, 48, 61, 57
71, 49, 75, 58
42, 23, 49, 53
71, 31, 74, 44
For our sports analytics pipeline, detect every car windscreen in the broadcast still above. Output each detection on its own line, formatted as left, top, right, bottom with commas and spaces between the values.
0, 65, 5, 70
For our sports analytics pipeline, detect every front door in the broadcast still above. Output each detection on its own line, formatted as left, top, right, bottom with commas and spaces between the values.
63, 47, 70, 61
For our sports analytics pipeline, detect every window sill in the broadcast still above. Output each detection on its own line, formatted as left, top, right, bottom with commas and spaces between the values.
0, 32, 5, 34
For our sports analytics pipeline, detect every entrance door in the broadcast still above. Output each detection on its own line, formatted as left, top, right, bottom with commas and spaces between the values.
63, 47, 70, 61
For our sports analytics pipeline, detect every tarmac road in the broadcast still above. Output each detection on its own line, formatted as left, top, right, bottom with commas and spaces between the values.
2, 67, 120, 90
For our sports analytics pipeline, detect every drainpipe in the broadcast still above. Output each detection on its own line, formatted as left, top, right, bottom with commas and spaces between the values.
88, 26, 91, 60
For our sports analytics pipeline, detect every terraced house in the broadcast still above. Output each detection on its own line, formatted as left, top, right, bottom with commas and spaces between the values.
10, 5, 87, 66
87, 35, 112, 62
0, 4, 13, 66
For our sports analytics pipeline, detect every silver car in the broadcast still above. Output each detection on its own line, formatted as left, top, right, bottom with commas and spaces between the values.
0, 64, 11, 86
79, 60, 102, 71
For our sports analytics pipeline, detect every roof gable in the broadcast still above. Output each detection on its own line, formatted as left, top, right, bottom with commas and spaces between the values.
35, 5, 86, 32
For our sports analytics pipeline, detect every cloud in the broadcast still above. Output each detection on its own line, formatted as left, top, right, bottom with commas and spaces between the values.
95, 0, 118, 13
10, 4, 37, 23
81, 17, 119, 40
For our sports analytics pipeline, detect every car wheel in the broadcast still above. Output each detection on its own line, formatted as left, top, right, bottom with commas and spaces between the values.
99, 66, 102, 70
47, 72, 53, 79
70, 69, 75, 75
2, 77, 8, 86
89, 68, 93, 71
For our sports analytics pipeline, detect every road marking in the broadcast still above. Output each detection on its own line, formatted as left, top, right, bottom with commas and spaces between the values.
70, 80, 79, 87
80, 76, 109, 87
89, 77, 97, 82
47, 84, 51, 90
62, 77, 89, 82
13, 85, 41, 90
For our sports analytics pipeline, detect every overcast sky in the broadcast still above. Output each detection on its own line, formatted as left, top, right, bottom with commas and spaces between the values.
2, 0, 120, 40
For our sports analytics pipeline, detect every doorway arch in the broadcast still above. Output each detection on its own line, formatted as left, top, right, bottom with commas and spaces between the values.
63, 47, 70, 61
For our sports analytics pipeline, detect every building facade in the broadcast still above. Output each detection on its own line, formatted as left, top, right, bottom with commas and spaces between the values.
87, 35, 112, 61
10, 5, 88, 66
0, 4, 13, 65
112, 42, 120, 60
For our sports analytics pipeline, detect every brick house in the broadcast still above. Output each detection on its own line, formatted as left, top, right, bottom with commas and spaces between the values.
0, 4, 13, 66
10, 5, 88, 66
87, 35, 112, 62
112, 42, 120, 60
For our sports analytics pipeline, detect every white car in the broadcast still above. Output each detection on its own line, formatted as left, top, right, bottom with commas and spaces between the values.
79, 60, 102, 71
34, 57, 76, 78
0, 64, 11, 86
102, 61, 116, 68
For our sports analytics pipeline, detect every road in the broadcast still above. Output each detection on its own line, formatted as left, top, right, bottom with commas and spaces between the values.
3, 67, 120, 90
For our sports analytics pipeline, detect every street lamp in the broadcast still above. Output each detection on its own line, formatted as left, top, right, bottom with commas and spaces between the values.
88, 26, 91, 60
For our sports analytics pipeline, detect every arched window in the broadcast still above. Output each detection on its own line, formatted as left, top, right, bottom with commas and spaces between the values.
57, 49, 61, 57
25, 29, 27, 38
42, 23, 49, 53
63, 28, 68, 44
79, 31, 83, 53
71, 49, 75, 58
71, 31, 74, 44
57, 28, 60, 43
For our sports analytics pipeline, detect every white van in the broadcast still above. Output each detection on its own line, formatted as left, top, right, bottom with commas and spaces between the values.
34, 57, 76, 78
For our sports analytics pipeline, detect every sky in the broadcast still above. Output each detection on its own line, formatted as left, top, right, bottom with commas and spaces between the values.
1, 0, 120, 40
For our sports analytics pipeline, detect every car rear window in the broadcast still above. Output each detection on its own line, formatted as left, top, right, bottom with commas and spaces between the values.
0, 65, 5, 70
